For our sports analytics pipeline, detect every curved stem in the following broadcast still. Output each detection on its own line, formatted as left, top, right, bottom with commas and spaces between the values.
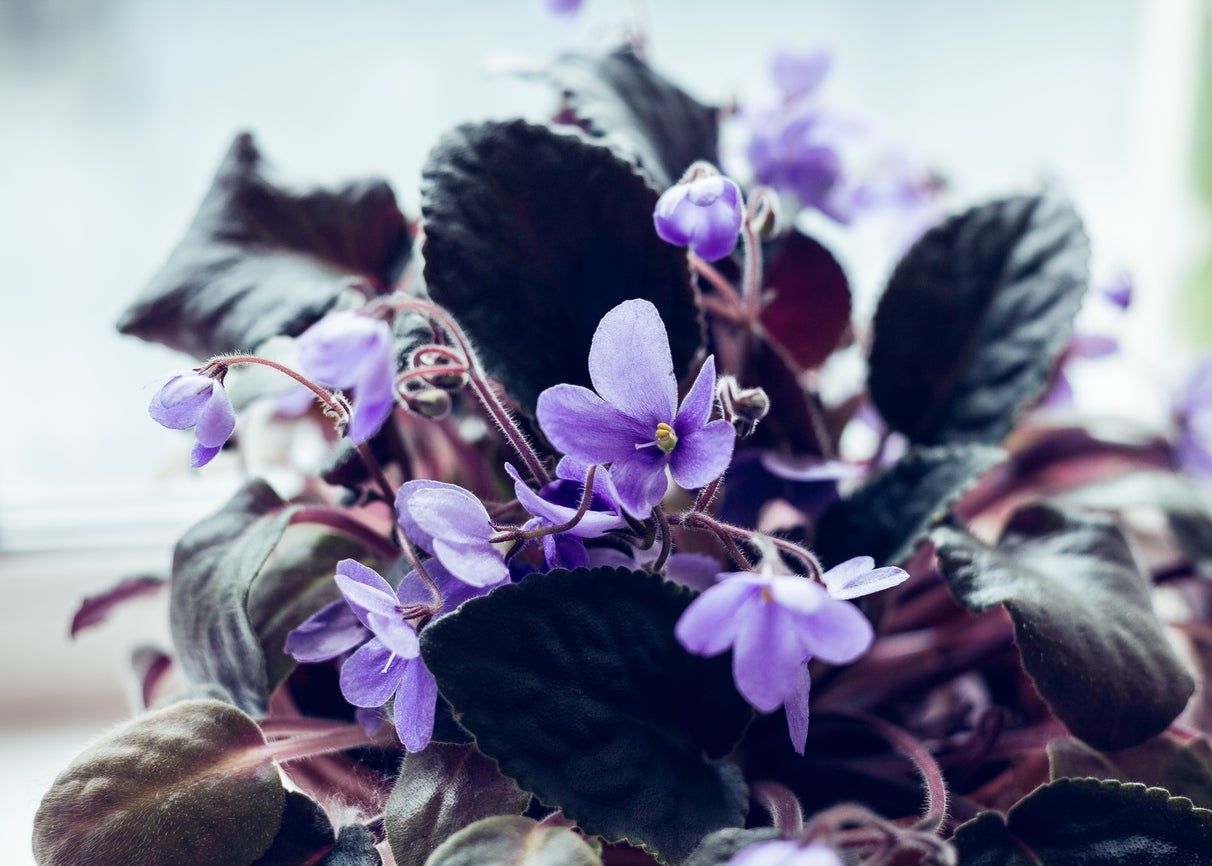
674, 511, 753, 571
491, 465, 598, 544
847, 713, 949, 834
258, 724, 385, 765
204, 355, 348, 422
740, 194, 766, 315
290, 506, 398, 559
689, 254, 743, 307
356, 442, 397, 506
652, 505, 672, 573
751, 780, 804, 835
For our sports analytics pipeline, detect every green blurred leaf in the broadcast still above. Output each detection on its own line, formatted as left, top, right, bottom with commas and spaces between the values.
424, 816, 601, 866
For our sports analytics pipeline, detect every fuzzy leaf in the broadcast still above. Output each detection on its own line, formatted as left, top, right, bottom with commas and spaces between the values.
117, 133, 411, 359
32, 699, 285, 866
421, 119, 701, 413
953, 778, 1212, 865
320, 826, 382, 865
420, 567, 752, 864
386, 743, 531, 866
544, 46, 720, 188
253, 791, 335, 866
933, 503, 1194, 750
869, 194, 1089, 445
424, 816, 600, 866
814, 444, 1004, 568
1048, 735, 1212, 809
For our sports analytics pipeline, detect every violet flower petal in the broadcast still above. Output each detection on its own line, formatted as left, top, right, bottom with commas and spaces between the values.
395, 479, 456, 552
674, 355, 718, 435
149, 374, 213, 429
675, 578, 762, 656
190, 443, 223, 468
608, 448, 669, 518
768, 576, 830, 614
536, 384, 649, 464
668, 419, 735, 490
733, 601, 809, 712
800, 597, 874, 664
347, 350, 395, 444
665, 553, 723, 591
406, 486, 496, 547
334, 560, 400, 625
193, 381, 236, 449
394, 657, 438, 753
785, 664, 812, 756
505, 463, 623, 538
544, 533, 589, 570
298, 310, 392, 390
285, 600, 371, 664
339, 638, 407, 708
821, 557, 909, 600
587, 299, 678, 426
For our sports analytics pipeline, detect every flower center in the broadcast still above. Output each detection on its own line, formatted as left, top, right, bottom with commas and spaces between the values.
654, 422, 678, 453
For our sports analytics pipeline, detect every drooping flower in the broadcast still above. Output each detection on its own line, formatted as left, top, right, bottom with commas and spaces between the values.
730, 840, 842, 866
396, 480, 511, 587
676, 557, 907, 753
148, 372, 236, 468
298, 310, 396, 443
654, 174, 744, 262
285, 558, 494, 751
536, 299, 736, 518
506, 459, 626, 571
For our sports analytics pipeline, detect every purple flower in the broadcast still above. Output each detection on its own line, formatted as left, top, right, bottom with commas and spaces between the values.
544, 0, 583, 14
770, 48, 832, 102
149, 373, 236, 467
654, 174, 744, 262
588, 546, 722, 592
285, 558, 493, 751
298, 310, 396, 444
396, 480, 511, 587
536, 299, 736, 518
506, 459, 626, 571
746, 104, 849, 221
676, 557, 907, 753
1102, 271, 1133, 310
730, 840, 842, 866
1176, 356, 1212, 476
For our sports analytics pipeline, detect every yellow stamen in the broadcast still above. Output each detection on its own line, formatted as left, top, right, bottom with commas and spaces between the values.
655, 422, 678, 453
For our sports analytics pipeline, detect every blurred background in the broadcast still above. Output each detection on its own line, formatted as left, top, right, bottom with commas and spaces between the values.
1, 0, 1210, 860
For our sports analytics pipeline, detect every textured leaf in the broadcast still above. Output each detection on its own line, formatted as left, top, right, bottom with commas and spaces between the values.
1048, 735, 1212, 809
1056, 471, 1212, 578
171, 481, 373, 714
814, 444, 1004, 568
32, 699, 285, 866
683, 828, 781, 866
933, 503, 1194, 750
421, 119, 701, 413
420, 567, 752, 864
320, 826, 382, 865
117, 132, 411, 359
544, 46, 720, 188
760, 231, 851, 370
253, 791, 335, 866
953, 779, 1212, 865
869, 194, 1089, 445
424, 816, 601, 866
70, 574, 165, 637
385, 742, 531, 866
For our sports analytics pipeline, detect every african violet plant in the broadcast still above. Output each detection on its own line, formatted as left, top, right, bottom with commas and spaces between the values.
32, 29, 1212, 866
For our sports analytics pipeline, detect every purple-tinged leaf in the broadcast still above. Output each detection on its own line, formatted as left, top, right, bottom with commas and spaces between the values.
70, 574, 165, 638
117, 133, 411, 359
129, 645, 173, 710
760, 231, 851, 371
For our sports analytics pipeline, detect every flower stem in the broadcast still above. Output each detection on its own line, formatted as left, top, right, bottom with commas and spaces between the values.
652, 505, 672, 573
491, 465, 598, 544
203, 355, 349, 423
689, 254, 744, 308
672, 511, 753, 571
740, 193, 766, 315
751, 780, 804, 835
846, 713, 949, 834
290, 506, 399, 559
259, 723, 385, 765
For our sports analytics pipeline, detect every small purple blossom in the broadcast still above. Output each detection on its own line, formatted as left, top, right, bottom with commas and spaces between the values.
148, 373, 236, 467
298, 310, 396, 444
544, 0, 583, 14
730, 840, 842, 866
676, 557, 907, 753
396, 480, 511, 587
745, 104, 849, 221
1102, 271, 1134, 310
769, 48, 832, 102
654, 174, 744, 262
536, 299, 736, 518
506, 459, 625, 571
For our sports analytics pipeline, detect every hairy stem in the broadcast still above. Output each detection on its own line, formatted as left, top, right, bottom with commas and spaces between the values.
491, 465, 598, 544
751, 780, 805, 835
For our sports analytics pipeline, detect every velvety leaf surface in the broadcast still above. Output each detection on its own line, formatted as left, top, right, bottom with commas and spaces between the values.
543, 46, 720, 188
760, 231, 851, 370
869, 194, 1089, 445
814, 444, 1004, 568
1048, 735, 1212, 809
385, 742, 531, 866
117, 132, 411, 359
420, 567, 752, 864
933, 503, 1194, 750
70, 574, 165, 637
1056, 471, 1212, 578
424, 816, 601, 866
421, 119, 701, 413
320, 826, 382, 865
253, 791, 335, 866
952, 779, 1212, 865
32, 699, 285, 866
683, 828, 781, 866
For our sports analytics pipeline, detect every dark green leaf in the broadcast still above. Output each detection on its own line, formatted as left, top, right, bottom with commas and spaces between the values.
420, 567, 751, 864
117, 132, 411, 359
421, 120, 702, 413
814, 444, 1004, 568
1048, 735, 1212, 809
953, 778, 1212, 865
424, 816, 601, 866
1056, 471, 1212, 578
386, 743, 531, 866
543, 46, 719, 188
32, 699, 285, 866
683, 828, 781, 866
869, 194, 1089, 445
171, 480, 372, 714
933, 503, 1194, 750
253, 791, 335, 866
320, 826, 382, 865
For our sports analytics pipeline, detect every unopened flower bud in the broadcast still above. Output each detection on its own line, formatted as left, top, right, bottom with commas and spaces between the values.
404, 387, 452, 420
425, 366, 468, 391
654, 171, 744, 262
718, 375, 770, 438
